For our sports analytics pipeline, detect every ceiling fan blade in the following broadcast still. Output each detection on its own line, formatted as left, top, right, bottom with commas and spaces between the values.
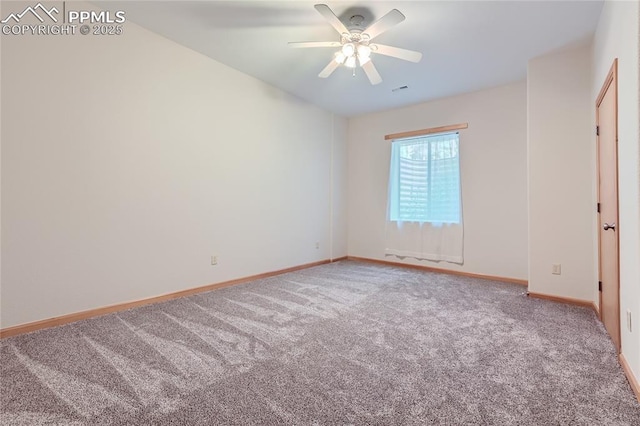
314, 4, 349, 35
318, 60, 340, 78
372, 44, 422, 63
288, 41, 342, 48
362, 61, 382, 85
363, 9, 405, 40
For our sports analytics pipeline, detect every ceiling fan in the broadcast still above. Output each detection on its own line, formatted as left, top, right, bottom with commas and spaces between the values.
288, 4, 422, 85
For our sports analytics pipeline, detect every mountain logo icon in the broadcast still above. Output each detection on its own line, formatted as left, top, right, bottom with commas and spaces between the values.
1, 3, 59, 24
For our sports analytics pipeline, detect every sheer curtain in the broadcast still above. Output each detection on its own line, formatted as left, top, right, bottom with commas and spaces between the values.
385, 132, 464, 264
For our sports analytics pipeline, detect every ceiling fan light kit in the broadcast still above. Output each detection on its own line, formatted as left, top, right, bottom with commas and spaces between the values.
288, 4, 423, 85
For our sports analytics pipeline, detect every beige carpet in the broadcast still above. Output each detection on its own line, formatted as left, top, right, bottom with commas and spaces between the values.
1, 260, 639, 424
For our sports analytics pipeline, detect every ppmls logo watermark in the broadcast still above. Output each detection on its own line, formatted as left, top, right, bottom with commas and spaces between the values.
1, 2, 126, 36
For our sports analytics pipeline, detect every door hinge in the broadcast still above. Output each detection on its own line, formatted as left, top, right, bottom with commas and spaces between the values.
599, 281, 602, 291
596, 125, 600, 136
597, 202, 600, 213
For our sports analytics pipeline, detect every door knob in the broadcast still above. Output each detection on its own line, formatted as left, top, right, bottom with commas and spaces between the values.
603, 222, 616, 231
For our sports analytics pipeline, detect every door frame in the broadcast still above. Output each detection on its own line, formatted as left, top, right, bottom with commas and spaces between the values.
595, 58, 620, 351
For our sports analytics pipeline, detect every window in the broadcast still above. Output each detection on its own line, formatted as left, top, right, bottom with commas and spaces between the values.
388, 132, 461, 223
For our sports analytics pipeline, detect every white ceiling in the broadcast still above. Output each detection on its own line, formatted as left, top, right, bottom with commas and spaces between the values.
97, 1, 604, 116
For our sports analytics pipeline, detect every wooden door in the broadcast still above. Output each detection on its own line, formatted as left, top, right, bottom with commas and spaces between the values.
596, 59, 620, 351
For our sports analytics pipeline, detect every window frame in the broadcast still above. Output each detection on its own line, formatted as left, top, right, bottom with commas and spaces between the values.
388, 130, 462, 224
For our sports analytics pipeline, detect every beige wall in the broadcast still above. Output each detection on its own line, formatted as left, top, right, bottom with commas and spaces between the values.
0, 7, 347, 328
593, 0, 640, 386
527, 44, 595, 302
347, 82, 528, 280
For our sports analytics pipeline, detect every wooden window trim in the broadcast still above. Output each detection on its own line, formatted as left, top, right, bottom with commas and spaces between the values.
385, 123, 468, 141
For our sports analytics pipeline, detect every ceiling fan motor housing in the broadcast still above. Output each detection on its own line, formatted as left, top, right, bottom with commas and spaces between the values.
347, 14, 366, 32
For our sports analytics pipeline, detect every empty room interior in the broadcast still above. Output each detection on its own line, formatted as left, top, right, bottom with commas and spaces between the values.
1, 0, 640, 424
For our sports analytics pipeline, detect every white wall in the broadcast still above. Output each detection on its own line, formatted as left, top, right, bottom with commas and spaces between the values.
0, 3, 3, 321
1, 4, 347, 328
527, 44, 595, 302
593, 0, 640, 386
331, 115, 348, 259
347, 82, 528, 280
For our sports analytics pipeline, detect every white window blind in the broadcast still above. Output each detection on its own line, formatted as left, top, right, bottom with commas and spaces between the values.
388, 132, 461, 223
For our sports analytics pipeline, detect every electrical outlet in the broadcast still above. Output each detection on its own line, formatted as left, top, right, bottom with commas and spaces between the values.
211, 255, 218, 266
315, 242, 320, 249
627, 310, 632, 332
552, 264, 561, 275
